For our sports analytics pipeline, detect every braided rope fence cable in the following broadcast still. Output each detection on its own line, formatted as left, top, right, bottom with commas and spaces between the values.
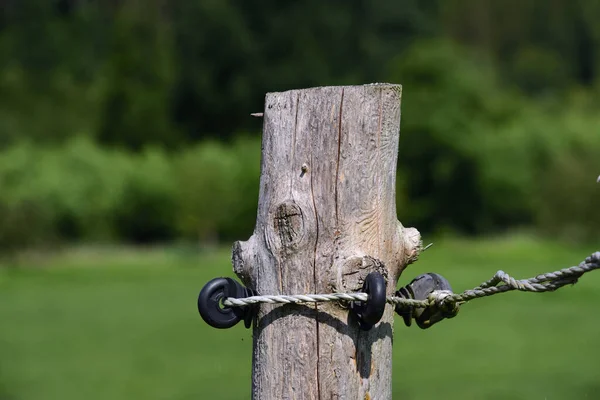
223, 252, 600, 314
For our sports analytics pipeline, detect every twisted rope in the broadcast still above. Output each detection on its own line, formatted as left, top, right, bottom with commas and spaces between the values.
222, 252, 600, 313
223, 292, 428, 308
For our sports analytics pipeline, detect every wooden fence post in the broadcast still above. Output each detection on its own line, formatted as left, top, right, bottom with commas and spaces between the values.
233, 83, 421, 399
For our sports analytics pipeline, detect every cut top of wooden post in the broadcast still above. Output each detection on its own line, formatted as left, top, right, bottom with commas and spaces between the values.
233, 83, 421, 400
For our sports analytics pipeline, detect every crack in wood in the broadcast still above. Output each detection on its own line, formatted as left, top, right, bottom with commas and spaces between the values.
290, 93, 300, 195
376, 88, 383, 258
309, 149, 322, 400
335, 88, 344, 225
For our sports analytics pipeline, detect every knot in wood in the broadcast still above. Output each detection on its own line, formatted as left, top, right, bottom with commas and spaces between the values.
272, 201, 304, 250
336, 255, 388, 293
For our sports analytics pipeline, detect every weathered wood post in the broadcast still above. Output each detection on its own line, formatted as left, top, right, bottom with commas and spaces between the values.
233, 83, 421, 399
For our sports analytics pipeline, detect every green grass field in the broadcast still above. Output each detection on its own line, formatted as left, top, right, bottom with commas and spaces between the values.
1, 236, 599, 399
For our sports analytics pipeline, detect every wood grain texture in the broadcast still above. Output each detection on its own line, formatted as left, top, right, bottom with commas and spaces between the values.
232, 84, 421, 400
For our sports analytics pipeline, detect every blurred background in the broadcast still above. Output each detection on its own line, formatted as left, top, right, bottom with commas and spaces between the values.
0, 1, 599, 399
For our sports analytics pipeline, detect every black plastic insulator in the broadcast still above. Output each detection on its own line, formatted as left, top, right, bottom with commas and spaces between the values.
197, 277, 257, 329
395, 272, 454, 329
350, 271, 387, 331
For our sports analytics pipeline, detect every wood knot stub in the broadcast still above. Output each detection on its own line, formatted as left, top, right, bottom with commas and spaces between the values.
272, 201, 305, 251
232, 240, 253, 284
336, 255, 388, 293
402, 226, 422, 266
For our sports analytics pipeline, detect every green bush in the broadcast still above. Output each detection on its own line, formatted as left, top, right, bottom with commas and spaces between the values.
173, 140, 236, 242
221, 135, 261, 240
387, 39, 525, 233
173, 135, 261, 243
1, 41, 599, 252
45, 138, 134, 240
0, 143, 59, 250
0, 138, 133, 247
0, 135, 263, 251
530, 105, 600, 243
113, 147, 177, 243
471, 92, 600, 243
388, 39, 600, 241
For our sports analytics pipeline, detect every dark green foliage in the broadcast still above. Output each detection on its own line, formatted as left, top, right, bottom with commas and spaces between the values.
1, 0, 600, 146
0, 135, 262, 249
0, 0, 599, 249
389, 40, 526, 233
530, 102, 600, 243
113, 148, 177, 243
173, 136, 260, 243
389, 40, 600, 241
0, 94, 597, 252
98, 2, 179, 150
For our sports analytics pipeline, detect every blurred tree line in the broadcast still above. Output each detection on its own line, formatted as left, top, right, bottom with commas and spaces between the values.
0, 0, 598, 250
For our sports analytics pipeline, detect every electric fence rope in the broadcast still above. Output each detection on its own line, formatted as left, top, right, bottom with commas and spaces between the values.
222, 251, 600, 315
